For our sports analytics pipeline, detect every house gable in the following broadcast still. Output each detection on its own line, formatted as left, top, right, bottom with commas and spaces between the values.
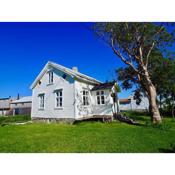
30, 61, 101, 89
31, 64, 76, 119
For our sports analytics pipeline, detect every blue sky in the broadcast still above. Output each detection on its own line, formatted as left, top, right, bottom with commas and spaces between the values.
0, 22, 131, 98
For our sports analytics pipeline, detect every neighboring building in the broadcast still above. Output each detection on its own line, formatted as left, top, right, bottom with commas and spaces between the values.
10, 96, 32, 116
30, 61, 119, 122
0, 97, 12, 116
119, 96, 149, 111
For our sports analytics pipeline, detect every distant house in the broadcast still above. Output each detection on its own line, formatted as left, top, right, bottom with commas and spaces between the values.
10, 96, 32, 116
30, 61, 119, 123
119, 96, 149, 111
0, 97, 12, 116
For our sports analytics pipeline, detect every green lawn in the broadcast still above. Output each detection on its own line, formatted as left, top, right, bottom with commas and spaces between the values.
0, 115, 31, 125
0, 113, 175, 153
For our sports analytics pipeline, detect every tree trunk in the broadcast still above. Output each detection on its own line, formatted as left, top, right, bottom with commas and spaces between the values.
148, 84, 162, 123
116, 93, 120, 113
143, 68, 162, 123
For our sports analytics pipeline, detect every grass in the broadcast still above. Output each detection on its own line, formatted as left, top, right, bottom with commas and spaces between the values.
0, 115, 31, 126
0, 113, 175, 153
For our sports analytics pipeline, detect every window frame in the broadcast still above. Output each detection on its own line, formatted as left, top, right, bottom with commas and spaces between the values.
55, 89, 63, 108
82, 90, 89, 106
38, 94, 45, 109
96, 90, 105, 105
48, 71, 54, 84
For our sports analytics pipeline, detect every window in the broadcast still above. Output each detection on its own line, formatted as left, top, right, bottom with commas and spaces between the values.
96, 91, 105, 105
48, 71, 53, 84
39, 94, 45, 109
83, 90, 89, 106
55, 90, 63, 108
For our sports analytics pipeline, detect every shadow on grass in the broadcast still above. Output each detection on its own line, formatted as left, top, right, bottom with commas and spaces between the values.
74, 118, 103, 125
122, 111, 150, 122
159, 142, 175, 153
158, 148, 175, 153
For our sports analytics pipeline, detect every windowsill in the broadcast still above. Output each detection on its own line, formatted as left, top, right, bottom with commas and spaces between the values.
54, 107, 63, 110
38, 108, 44, 111
97, 104, 106, 106
47, 83, 54, 86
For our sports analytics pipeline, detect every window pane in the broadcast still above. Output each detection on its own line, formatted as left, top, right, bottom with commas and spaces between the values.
55, 90, 63, 107
101, 96, 105, 104
96, 91, 100, 96
83, 90, 89, 106
60, 97, 62, 106
86, 97, 89, 105
39, 94, 44, 108
97, 96, 100, 105
56, 98, 59, 107
49, 72, 53, 83
101, 91, 104, 95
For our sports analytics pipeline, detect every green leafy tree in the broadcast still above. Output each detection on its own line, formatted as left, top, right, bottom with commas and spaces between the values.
116, 53, 175, 118
93, 22, 175, 123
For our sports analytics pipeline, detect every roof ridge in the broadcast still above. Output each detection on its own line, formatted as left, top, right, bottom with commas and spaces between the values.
50, 61, 101, 83
31, 61, 102, 89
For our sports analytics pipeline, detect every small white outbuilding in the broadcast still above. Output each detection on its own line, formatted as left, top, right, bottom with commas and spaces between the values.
30, 61, 119, 123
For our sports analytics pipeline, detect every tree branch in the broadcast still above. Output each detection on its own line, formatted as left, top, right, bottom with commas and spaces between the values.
111, 38, 141, 75
146, 42, 155, 67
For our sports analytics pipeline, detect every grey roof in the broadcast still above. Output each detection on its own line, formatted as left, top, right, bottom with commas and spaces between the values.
91, 82, 115, 91
11, 96, 32, 104
0, 97, 10, 100
31, 61, 102, 89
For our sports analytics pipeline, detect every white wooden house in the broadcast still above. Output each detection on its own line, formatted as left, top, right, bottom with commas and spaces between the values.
119, 96, 149, 111
30, 61, 119, 123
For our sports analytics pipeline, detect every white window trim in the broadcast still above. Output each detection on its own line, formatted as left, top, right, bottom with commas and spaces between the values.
48, 71, 54, 85
54, 89, 63, 109
38, 94, 45, 110
82, 90, 90, 106
96, 90, 106, 105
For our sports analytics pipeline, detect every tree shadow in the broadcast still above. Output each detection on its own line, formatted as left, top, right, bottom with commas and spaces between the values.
158, 148, 175, 153
159, 143, 175, 153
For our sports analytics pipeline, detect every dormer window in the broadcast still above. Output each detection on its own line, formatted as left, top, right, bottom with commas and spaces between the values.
48, 71, 53, 84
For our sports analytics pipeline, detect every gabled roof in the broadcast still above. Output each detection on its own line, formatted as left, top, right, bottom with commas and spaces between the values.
30, 61, 101, 89
11, 96, 32, 104
91, 81, 115, 91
